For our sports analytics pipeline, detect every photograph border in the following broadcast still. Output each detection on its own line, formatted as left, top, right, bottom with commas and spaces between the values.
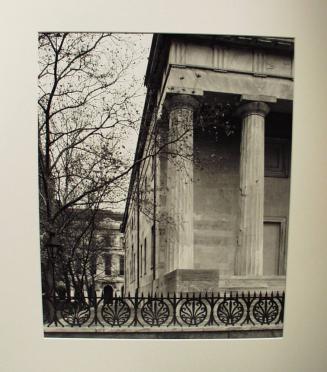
1, 1, 326, 371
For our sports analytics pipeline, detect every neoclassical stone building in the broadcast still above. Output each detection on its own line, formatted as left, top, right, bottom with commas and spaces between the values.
121, 34, 293, 295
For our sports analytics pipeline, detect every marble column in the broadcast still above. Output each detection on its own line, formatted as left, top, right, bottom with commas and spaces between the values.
164, 94, 199, 271
235, 101, 270, 276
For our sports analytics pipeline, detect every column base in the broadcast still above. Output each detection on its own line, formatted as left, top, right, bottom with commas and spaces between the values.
140, 273, 285, 294
160, 269, 220, 294
219, 275, 286, 293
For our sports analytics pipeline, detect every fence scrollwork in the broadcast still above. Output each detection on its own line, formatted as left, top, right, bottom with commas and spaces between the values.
44, 291, 285, 330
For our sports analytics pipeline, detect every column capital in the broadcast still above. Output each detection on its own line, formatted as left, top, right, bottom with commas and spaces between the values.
164, 94, 200, 113
236, 101, 270, 118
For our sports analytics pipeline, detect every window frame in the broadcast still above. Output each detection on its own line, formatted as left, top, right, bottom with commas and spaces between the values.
264, 137, 290, 178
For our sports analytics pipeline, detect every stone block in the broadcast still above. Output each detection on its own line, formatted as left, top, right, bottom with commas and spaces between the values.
162, 269, 220, 294
218, 275, 286, 293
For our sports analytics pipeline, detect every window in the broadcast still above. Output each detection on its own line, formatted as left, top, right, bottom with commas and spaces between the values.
144, 238, 147, 275
131, 245, 134, 280
119, 256, 124, 276
142, 176, 147, 204
75, 255, 82, 275
151, 225, 155, 269
151, 154, 156, 178
90, 255, 97, 275
265, 138, 290, 178
130, 258, 132, 281
103, 234, 115, 248
140, 244, 143, 276
104, 255, 112, 276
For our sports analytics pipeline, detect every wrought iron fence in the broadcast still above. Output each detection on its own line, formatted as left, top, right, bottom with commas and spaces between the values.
43, 291, 284, 329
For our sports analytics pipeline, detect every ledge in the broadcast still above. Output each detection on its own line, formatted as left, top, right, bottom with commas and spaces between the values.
44, 324, 283, 339
219, 276, 286, 292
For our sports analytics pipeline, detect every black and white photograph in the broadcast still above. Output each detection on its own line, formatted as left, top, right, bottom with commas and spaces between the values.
39, 32, 293, 338
2, 1, 327, 371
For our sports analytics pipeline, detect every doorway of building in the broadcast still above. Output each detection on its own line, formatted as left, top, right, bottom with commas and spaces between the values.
103, 285, 114, 304
263, 217, 287, 275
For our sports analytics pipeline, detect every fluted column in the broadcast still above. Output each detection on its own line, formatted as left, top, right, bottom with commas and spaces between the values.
164, 94, 199, 271
235, 102, 270, 276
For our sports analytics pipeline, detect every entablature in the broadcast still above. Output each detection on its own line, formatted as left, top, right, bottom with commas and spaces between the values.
168, 39, 293, 79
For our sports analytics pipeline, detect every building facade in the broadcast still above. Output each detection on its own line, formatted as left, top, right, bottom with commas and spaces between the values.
93, 211, 125, 296
53, 209, 125, 298
121, 34, 293, 295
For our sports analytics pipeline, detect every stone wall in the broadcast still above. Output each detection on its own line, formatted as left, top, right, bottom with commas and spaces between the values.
193, 114, 291, 280
123, 36, 293, 295
194, 129, 240, 276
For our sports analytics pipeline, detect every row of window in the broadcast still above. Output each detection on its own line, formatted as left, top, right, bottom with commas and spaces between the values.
130, 226, 155, 282
104, 255, 124, 276
130, 152, 157, 229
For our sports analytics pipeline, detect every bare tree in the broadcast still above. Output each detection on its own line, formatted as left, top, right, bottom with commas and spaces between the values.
38, 32, 147, 300
38, 33, 237, 308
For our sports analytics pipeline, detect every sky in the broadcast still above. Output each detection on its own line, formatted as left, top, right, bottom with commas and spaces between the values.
118, 33, 153, 155
112, 33, 153, 211
38, 32, 153, 213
